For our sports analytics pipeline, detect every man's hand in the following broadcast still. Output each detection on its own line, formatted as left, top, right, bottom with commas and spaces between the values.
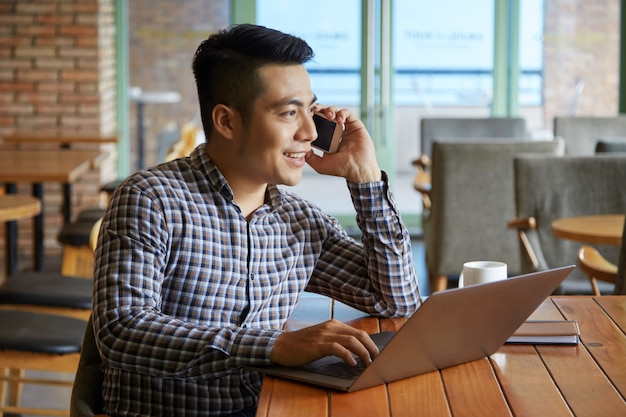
305, 107, 382, 184
271, 319, 379, 367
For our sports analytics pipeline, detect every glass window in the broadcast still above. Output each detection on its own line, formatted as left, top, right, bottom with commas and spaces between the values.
393, 0, 494, 107
257, 0, 361, 106
519, 0, 544, 106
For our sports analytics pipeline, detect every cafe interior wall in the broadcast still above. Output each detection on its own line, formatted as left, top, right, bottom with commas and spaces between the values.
0, 0, 118, 269
0, 0, 621, 271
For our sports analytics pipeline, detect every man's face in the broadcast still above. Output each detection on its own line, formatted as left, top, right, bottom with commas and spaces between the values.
234, 64, 317, 187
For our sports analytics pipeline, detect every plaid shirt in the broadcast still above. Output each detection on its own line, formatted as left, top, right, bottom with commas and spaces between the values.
93, 143, 420, 416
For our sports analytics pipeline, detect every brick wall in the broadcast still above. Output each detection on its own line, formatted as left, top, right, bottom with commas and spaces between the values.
127, 0, 228, 168
0, 0, 117, 268
543, 0, 620, 125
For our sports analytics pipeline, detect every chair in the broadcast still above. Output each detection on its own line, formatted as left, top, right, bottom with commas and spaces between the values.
0, 310, 87, 416
510, 154, 626, 294
595, 137, 626, 153
412, 117, 527, 210
553, 116, 626, 155
58, 210, 104, 278
424, 138, 564, 292
577, 246, 619, 295
0, 220, 96, 413
0, 215, 98, 320
70, 315, 111, 417
577, 209, 626, 295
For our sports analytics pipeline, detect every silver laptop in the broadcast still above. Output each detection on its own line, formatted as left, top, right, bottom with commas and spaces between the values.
249, 265, 575, 392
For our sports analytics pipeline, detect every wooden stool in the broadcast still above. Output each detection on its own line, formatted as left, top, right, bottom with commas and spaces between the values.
0, 310, 86, 416
57, 213, 103, 278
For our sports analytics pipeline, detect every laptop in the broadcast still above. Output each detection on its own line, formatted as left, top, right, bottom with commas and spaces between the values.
249, 265, 575, 392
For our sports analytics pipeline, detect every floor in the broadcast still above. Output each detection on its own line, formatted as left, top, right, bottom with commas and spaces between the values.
12, 170, 431, 415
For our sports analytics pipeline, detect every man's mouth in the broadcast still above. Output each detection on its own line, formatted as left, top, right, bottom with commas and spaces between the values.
284, 152, 306, 159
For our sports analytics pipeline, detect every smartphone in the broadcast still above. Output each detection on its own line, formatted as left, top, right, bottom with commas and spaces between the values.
312, 113, 343, 153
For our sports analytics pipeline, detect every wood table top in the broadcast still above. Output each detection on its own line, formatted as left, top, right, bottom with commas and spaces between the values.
0, 195, 41, 222
0, 149, 107, 183
552, 214, 624, 246
256, 295, 626, 417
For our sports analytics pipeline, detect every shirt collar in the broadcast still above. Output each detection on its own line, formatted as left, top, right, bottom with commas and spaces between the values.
190, 143, 284, 209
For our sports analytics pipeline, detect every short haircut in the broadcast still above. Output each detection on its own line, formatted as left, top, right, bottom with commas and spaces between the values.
192, 24, 314, 139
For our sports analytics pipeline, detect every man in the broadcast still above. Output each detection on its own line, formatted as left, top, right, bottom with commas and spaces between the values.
92, 23, 420, 417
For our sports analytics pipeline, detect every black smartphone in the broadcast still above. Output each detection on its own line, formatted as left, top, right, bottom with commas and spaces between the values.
312, 113, 343, 153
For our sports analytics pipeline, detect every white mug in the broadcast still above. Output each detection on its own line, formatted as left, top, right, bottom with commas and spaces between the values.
459, 261, 507, 288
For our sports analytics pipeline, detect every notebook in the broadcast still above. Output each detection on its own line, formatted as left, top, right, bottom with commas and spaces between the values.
249, 265, 575, 392
507, 320, 579, 345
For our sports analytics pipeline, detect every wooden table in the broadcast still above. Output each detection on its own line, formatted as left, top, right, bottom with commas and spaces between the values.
0, 149, 106, 275
0, 195, 41, 280
552, 214, 624, 246
0, 195, 41, 222
257, 295, 626, 417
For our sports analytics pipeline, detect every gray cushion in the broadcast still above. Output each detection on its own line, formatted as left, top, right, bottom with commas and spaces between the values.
595, 138, 626, 153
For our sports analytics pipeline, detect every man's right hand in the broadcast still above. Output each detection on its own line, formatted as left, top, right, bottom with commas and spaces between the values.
270, 319, 379, 367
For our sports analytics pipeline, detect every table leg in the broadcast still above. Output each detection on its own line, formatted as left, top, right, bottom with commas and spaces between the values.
137, 100, 145, 170
62, 183, 72, 223
4, 183, 17, 277
32, 183, 44, 271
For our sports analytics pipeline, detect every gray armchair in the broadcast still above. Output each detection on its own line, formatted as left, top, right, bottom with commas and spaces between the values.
554, 116, 626, 155
424, 138, 564, 292
510, 154, 626, 294
413, 117, 527, 211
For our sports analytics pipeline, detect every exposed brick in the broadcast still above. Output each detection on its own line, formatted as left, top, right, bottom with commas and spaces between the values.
0, 70, 13, 81
0, 116, 15, 126
66, 92, 100, 103
0, 59, 32, 70
37, 14, 73, 25
15, 2, 57, 14
17, 69, 59, 82
14, 45, 56, 58
35, 57, 76, 70
57, 25, 98, 37
37, 103, 79, 115
58, 47, 98, 59
0, 82, 35, 92
16, 115, 59, 127
37, 82, 75, 93
17, 92, 58, 104
0, 103, 34, 115
58, 3, 99, 13
0, 36, 32, 47
0, 14, 34, 25
15, 25, 56, 36
61, 70, 99, 82
35, 36, 75, 47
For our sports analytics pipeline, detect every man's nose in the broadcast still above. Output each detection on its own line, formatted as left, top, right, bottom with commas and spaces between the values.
298, 115, 318, 143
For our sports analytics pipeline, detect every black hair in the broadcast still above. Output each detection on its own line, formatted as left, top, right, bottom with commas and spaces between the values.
192, 24, 314, 139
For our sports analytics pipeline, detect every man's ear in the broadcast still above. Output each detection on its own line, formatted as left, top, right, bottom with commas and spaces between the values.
212, 104, 239, 140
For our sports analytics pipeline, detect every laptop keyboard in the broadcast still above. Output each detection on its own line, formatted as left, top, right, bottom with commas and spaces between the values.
306, 357, 365, 380
302, 332, 395, 380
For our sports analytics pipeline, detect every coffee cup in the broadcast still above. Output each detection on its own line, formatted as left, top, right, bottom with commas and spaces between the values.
459, 261, 507, 288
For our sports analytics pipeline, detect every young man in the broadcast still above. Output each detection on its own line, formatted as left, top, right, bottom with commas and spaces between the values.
92, 24, 420, 417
